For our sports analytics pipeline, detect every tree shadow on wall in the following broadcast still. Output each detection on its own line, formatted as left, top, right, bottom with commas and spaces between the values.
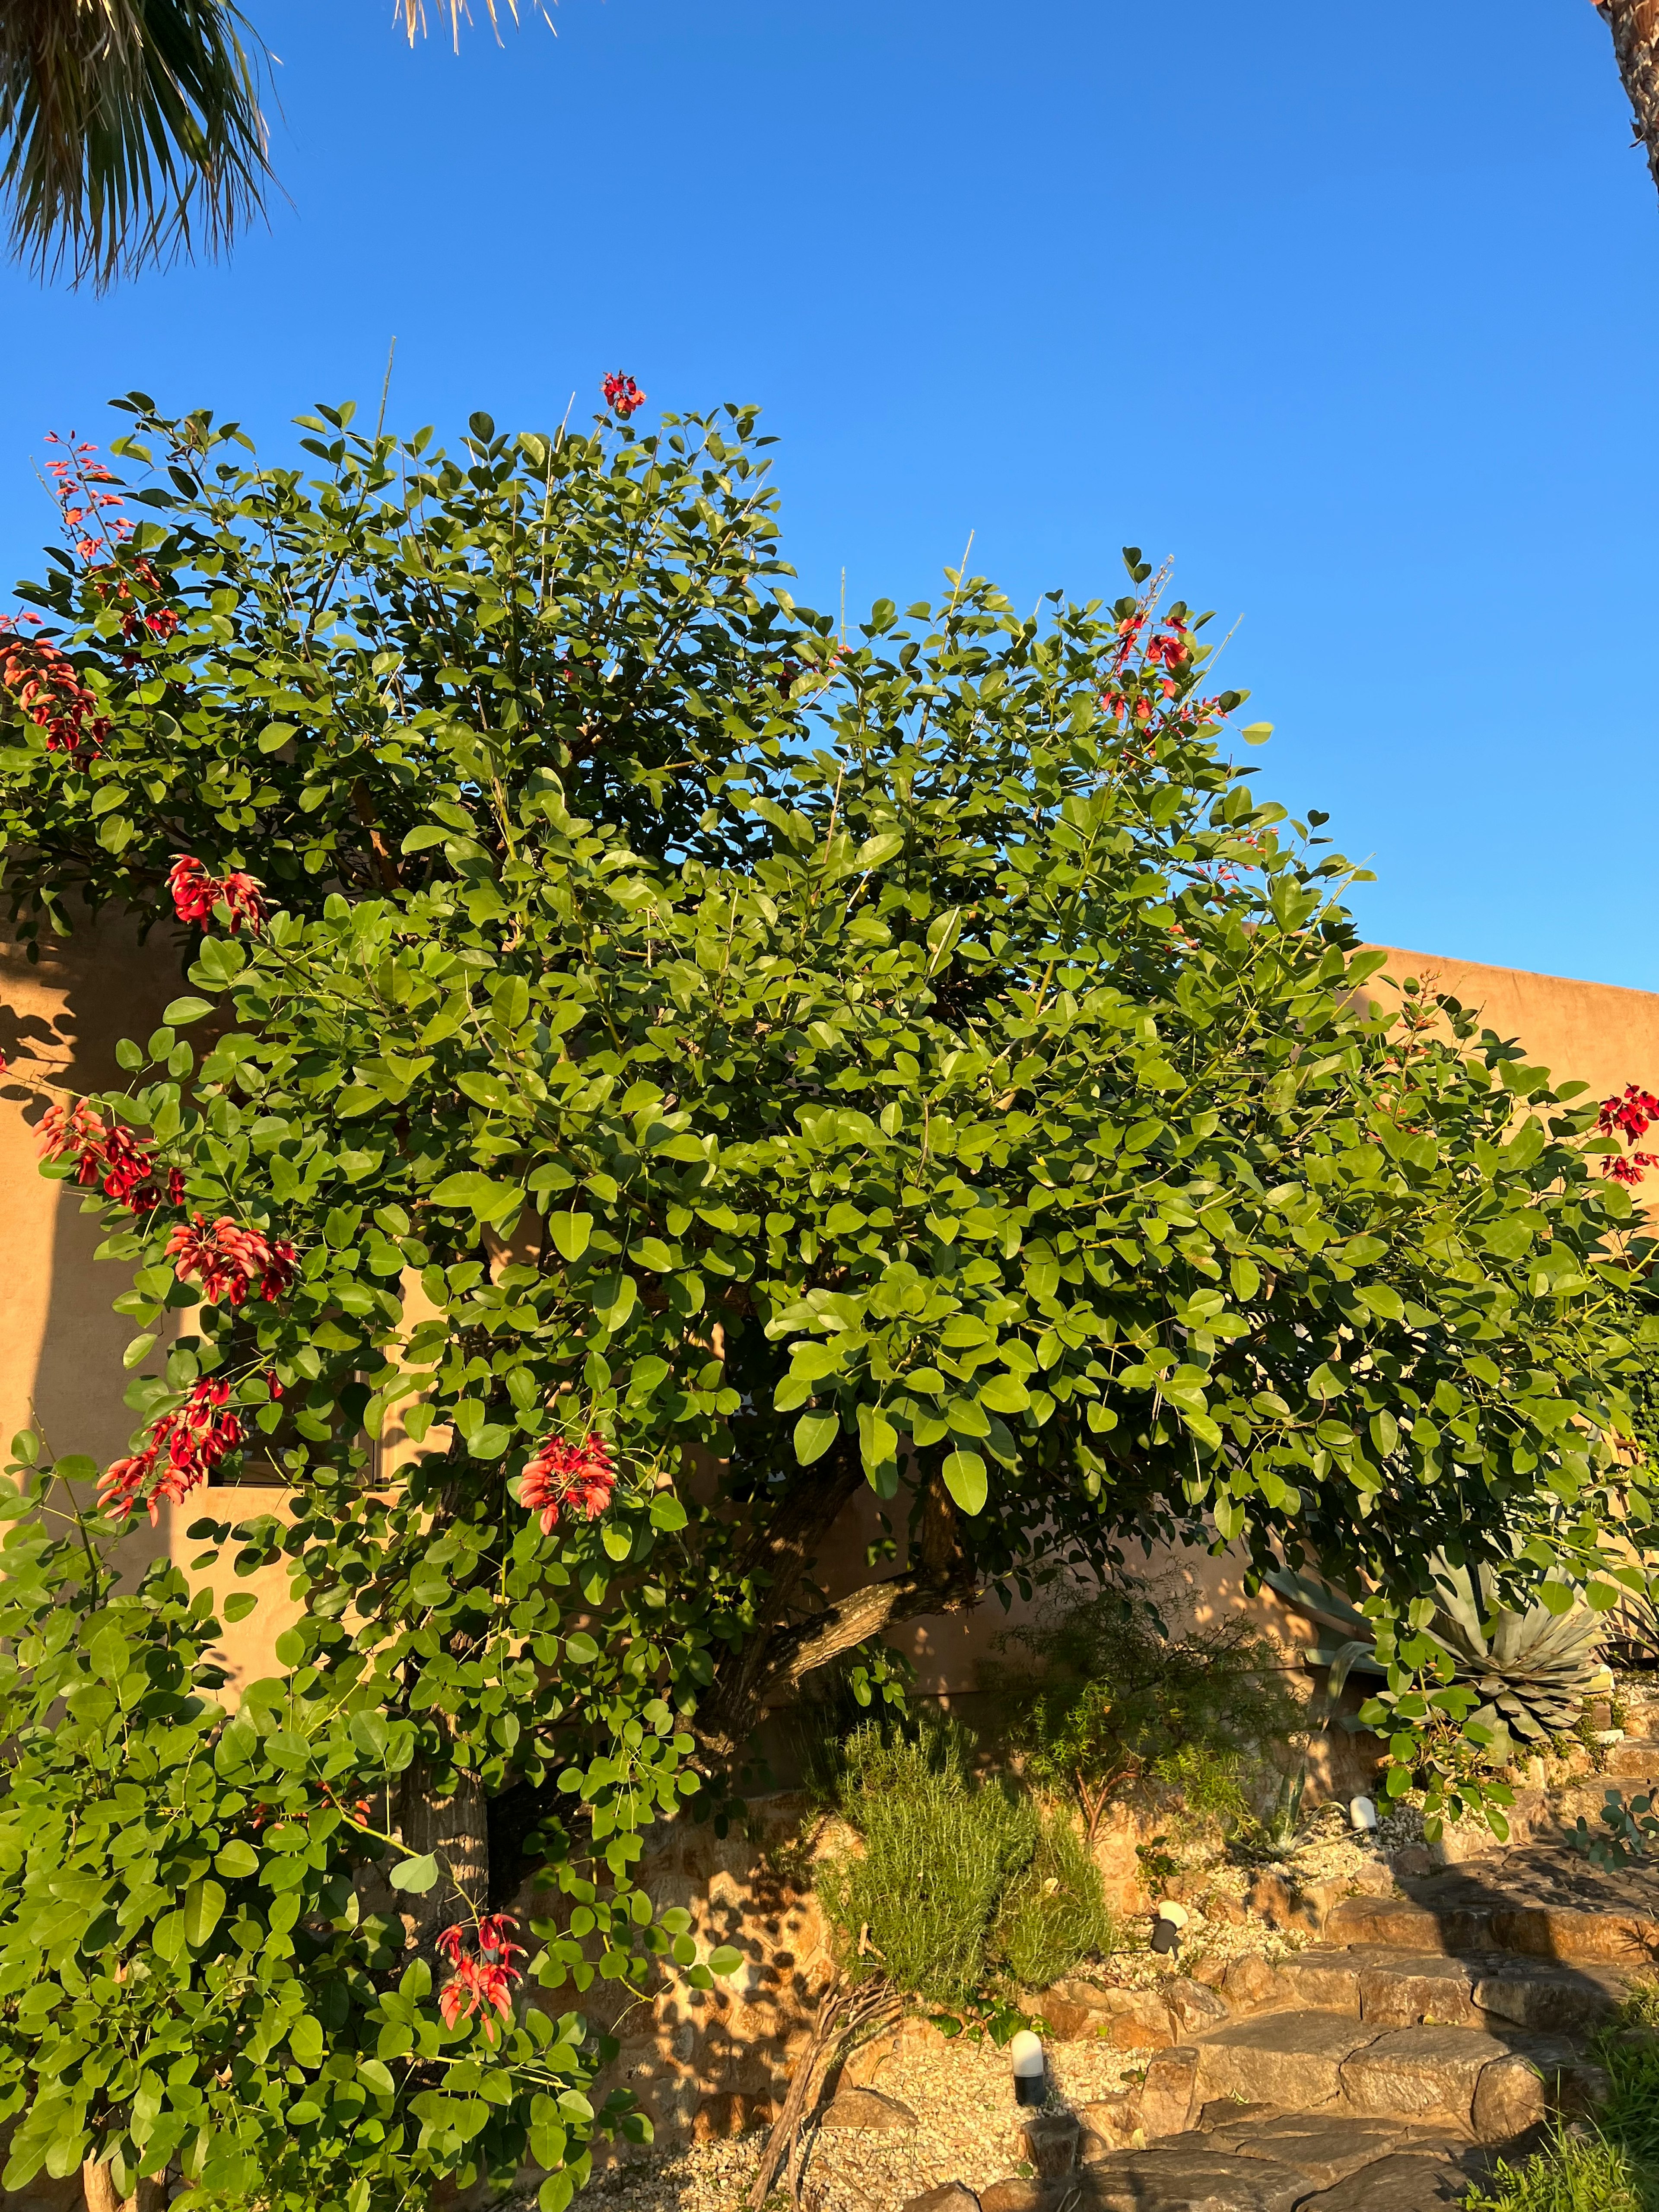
1, 903, 186, 1589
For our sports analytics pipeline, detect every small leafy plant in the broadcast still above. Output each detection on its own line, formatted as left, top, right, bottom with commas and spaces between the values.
987, 1578, 1306, 1849
1569, 1787, 1659, 1872
817, 1718, 1037, 2010
994, 1805, 1117, 1991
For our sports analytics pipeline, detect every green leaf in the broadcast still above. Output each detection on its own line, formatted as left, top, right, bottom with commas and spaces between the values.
857, 1402, 898, 1477
430, 1171, 521, 1220
793, 1411, 838, 1466
706, 1945, 744, 1977
389, 1853, 439, 1895
547, 1213, 592, 1261
214, 1841, 259, 1880
978, 1373, 1030, 1415
456, 1070, 512, 1111
183, 1879, 226, 1948
941, 1450, 988, 1516
162, 996, 212, 1026
222, 1591, 257, 1622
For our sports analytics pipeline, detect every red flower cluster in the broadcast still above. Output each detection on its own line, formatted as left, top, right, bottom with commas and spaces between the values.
38, 1096, 183, 1213
44, 435, 131, 567
520, 1430, 617, 1533
42, 439, 181, 652
602, 372, 646, 420
1596, 1085, 1659, 1185
0, 621, 111, 759
99, 1377, 244, 1524
437, 1913, 526, 2030
165, 1213, 297, 1305
168, 854, 266, 935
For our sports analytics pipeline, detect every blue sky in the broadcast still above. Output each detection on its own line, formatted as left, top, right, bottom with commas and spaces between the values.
0, 0, 1651, 985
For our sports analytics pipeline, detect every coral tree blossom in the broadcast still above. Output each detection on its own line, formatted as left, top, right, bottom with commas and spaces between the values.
602, 372, 646, 419
168, 855, 266, 934
38, 1097, 182, 1212
520, 1432, 616, 1533
99, 1379, 244, 1524
1597, 1085, 1659, 1185
165, 1214, 297, 1305
0, 623, 110, 758
437, 1914, 525, 2031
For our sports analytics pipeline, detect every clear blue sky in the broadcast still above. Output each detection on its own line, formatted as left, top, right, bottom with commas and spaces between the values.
0, 1, 1651, 986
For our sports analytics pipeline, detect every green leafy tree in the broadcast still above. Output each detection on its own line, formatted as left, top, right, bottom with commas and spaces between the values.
0, 385, 1654, 2206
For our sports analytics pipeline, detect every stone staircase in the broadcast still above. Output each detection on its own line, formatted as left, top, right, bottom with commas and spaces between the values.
939, 1778, 1659, 2212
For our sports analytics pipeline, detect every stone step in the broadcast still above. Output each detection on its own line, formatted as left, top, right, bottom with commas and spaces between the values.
1225, 1941, 1631, 2035
1605, 1739, 1659, 1778
1188, 2005, 1592, 2139
1189, 2107, 1486, 2192
1326, 1887, 1659, 1963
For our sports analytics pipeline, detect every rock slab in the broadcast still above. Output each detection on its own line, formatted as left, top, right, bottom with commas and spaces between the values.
1297, 2152, 1477, 2208
1068, 2144, 1310, 2211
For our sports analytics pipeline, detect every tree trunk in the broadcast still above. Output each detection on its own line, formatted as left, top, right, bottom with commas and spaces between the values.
81, 2164, 164, 2212
395, 1761, 488, 1948
696, 1458, 980, 1760
1599, 1, 1659, 202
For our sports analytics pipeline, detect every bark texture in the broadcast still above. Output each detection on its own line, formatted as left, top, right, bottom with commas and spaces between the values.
395, 1761, 488, 1946
695, 1454, 980, 1760
80, 2164, 163, 2212
1601, 0, 1659, 201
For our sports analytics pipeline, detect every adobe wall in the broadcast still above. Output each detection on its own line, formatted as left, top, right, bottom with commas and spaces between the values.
3, 933, 1656, 1697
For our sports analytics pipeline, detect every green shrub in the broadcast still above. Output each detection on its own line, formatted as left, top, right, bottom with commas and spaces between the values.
993, 1805, 1118, 1991
1465, 2133, 1647, 2212
1465, 1992, 1659, 2211
986, 1577, 1307, 1848
818, 1717, 1038, 2009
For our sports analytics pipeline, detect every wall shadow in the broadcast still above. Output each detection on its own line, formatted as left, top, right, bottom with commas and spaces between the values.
1, 905, 187, 1592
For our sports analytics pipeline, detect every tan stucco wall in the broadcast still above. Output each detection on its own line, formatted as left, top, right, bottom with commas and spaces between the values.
5, 929, 1657, 1697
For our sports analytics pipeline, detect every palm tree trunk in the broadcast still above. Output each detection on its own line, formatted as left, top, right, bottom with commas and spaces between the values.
1598, 1, 1659, 202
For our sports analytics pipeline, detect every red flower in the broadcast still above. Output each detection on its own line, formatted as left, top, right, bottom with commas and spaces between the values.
477, 1913, 526, 1964
520, 1431, 617, 1533
99, 1124, 161, 1208
437, 1913, 524, 2032
0, 630, 110, 758
165, 1214, 297, 1305
168, 854, 266, 935
1599, 1085, 1659, 1143
602, 372, 646, 420
38, 1096, 178, 1214
38, 1096, 108, 1178
98, 1378, 244, 1525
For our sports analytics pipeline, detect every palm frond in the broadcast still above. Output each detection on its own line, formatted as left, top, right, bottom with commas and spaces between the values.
0, 0, 272, 289
398, 0, 553, 51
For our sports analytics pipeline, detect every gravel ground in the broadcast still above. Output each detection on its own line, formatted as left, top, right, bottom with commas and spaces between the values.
570, 1801, 1432, 2212
582, 2034, 1146, 2212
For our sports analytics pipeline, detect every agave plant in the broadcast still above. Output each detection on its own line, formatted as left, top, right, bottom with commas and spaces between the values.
1427, 1558, 1604, 1755
1265, 1564, 1389, 1724
1269, 1555, 1605, 1761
